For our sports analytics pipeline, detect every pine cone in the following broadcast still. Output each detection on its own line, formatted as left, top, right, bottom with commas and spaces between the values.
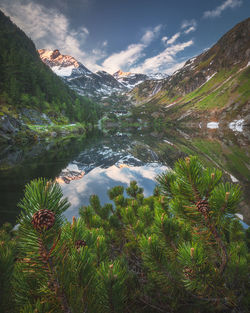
183, 267, 194, 279
32, 209, 55, 232
75, 239, 87, 250
196, 199, 209, 216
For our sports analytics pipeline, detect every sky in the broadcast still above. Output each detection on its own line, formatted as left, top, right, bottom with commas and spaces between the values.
1, 0, 249, 75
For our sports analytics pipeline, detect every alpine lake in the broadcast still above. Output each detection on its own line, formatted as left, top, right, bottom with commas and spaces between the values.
0, 122, 249, 227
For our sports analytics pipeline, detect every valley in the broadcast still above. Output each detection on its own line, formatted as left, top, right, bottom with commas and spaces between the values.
0, 2, 250, 312
0, 10, 249, 228
1, 124, 249, 227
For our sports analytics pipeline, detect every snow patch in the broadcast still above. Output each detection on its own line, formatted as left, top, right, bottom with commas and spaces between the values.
229, 119, 244, 132
230, 174, 239, 183
148, 73, 168, 80
207, 122, 219, 129
206, 72, 217, 82
52, 65, 75, 77
199, 72, 217, 88
163, 139, 174, 146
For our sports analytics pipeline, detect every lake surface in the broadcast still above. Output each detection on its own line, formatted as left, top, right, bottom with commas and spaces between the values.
0, 126, 249, 226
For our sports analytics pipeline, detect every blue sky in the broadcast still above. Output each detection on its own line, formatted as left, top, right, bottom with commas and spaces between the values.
1, 0, 249, 74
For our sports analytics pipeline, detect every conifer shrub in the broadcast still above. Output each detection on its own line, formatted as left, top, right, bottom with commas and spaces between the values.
0, 156, 249, 312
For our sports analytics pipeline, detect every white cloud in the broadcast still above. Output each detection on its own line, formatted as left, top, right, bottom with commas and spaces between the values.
161, 36, 168, 44
84, 53, 107, 72
81, 27, 89, 35
102, 43, 145, 74
130, 40, 193, 75
0, 1, 197, 76
184, 26, 196, 34
141, 25, 162, 44
102, 25, 162, 73
0, 0, 108, 72
203, 0, 242, 18
181, 19, 197, 34
0, 1, 89, 63
166, 32, 181, 45
181, 19, 197, 29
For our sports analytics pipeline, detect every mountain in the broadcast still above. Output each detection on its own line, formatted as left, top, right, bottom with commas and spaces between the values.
38, 50, 168, 101
0, 10, 100, 143
38, 49, 126, 101
147, 73, 169, 80
130, 17, 250, 127
38, 49, 92, 77
113, 70, 149, 89
113, 70, 168, 89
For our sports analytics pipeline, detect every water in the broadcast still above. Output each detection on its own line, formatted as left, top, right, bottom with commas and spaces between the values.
0, 126, 249, 226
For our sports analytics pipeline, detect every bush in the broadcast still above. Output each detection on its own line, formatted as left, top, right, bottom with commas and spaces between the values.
1, 157, 249, 312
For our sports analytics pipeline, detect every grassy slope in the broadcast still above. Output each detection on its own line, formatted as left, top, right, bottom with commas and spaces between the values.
132, 65, 250, 122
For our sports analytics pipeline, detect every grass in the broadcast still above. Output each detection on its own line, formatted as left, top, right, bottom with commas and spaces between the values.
136, 64, 249, 119
28, 123, 86, 137
163, 66, 249, 115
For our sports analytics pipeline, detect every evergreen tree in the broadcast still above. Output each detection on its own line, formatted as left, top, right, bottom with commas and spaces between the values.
0, 157, 249, 312
0, 10, 101, 125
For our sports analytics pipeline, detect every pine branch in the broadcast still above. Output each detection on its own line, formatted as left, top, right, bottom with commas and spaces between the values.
205, 218, 228, 274
37, 236, 72, 313
138, 296, 171, 312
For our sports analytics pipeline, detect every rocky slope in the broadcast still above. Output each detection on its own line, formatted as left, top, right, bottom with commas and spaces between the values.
38, 51, 168, 101
132, 18, 250, 103
130, 17, 250, 129
113, 70, 149, 89
38, 49, 127, 101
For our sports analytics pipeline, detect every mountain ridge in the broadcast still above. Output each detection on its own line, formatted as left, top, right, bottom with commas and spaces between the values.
131, 17, 250, 105
128, 17, 250, 131
38, 49, 127, 101
38, 50, 168, 101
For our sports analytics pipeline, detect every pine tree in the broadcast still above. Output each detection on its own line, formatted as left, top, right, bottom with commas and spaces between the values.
1, 156, 249, 312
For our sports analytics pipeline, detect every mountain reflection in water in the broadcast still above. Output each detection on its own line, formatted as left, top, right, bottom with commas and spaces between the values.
0, 127, 249, 226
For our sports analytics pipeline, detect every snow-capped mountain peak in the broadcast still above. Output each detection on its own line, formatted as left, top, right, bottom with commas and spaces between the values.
38, 51, 169, 101
38, 49, 127, 100
112, 69, 149, 89
38, 49, 91, 77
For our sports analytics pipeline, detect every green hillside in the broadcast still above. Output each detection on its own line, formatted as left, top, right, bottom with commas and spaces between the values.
132, 65, 250, 125
130, 18, 250, 125
0, 10, 101, 141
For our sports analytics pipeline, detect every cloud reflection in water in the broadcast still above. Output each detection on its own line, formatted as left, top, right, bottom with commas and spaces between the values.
61, 163, 168, 221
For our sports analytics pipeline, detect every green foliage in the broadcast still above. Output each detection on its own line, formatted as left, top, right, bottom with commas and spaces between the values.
0, 223, 17, 312
0, 10, 101, 125
126, 180, 143, 198
1, 157, 249, 312
97, 260, 128, 313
